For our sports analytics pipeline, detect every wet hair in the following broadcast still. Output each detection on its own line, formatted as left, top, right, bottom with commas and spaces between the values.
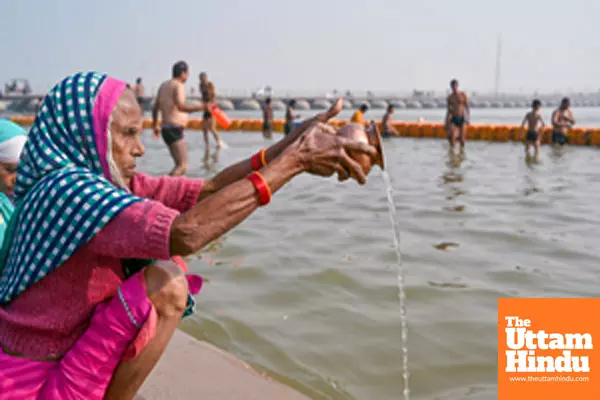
172, 61, 189, 78
359, 104, 369, 112
265, 97, 272, 104
450, 79, 458, 87
561, 97, 570, 108
136, 77, 142, 84
387, 104, 394, 112
532, 99, 541, 109
289, 99, 296, 107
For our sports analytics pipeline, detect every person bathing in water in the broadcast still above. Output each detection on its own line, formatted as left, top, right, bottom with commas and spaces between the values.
445, 79, 470, 148
520, 99, 545, 158
284, 99, 300, 135
262, 97, 273, 139
199, 72, 222, 149
381, 104, 398, 137
351, 103, 369, 127
551, 97, 575, 146
134, 77, 144, 110
153, 61, 206, 176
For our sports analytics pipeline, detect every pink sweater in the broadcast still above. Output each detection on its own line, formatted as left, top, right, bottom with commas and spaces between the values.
0, 173, 203, 359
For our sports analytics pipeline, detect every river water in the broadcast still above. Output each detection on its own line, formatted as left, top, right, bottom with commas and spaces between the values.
5, 107, 600, 399
134, 107, 599, 400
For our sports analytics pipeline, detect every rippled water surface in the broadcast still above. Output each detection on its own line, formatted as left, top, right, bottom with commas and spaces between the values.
134, 120, 600, 400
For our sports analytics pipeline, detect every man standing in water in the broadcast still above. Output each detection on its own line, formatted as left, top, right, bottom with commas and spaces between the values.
381, 104, 398, 137
445, 79, 470, 148
551, 97, 575, 146
199, 72, 222, 149
152, 61, 205, 176
520, 99, 545, 157
262, 97, 273, 139
134, 77, 144, 110
285, 99, 300, 136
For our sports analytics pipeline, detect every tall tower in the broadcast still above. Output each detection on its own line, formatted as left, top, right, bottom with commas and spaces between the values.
494, 34, 502, 96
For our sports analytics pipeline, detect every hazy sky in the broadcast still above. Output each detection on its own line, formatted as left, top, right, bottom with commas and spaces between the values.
1, 0, 599, 95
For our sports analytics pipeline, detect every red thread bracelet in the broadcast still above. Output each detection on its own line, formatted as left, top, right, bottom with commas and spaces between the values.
247, 172, 272, 206
250, 148, 267, 171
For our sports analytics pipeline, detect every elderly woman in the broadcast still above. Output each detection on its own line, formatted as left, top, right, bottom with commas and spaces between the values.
0, 72, 377, 399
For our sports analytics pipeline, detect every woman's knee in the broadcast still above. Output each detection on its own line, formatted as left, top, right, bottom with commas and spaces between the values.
144, 261, 189, 318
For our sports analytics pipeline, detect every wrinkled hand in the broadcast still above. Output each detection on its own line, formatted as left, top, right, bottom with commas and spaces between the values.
294, 122, 378, 185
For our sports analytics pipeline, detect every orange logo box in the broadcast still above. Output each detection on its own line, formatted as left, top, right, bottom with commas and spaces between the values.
498, 298, 600, 400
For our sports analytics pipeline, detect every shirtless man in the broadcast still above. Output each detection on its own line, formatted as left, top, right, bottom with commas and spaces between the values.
445, 79, 470, 148
381, 104, 398, 138
520, 99, 545, 157
551, 97, 575, 146
199, 72, 222, 149
262, 97, 273, 139
152, 61, 205, 176
134, 77, 144, 110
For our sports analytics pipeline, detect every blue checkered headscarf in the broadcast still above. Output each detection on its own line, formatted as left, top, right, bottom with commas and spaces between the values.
0, 72, 144, 304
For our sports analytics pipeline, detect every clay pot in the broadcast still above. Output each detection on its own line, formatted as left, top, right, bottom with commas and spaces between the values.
337, 122, 385, 175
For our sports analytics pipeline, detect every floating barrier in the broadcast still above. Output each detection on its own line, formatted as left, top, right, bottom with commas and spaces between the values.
8, 115, 600, 146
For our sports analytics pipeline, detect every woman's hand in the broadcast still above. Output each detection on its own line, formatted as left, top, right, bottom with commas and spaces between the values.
173, 118, 377, 257
290, 122, 378, 185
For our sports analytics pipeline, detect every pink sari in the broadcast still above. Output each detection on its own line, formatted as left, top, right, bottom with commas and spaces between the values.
0, 260, 202, 400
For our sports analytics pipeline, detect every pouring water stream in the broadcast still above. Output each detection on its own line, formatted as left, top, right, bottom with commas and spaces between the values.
381, 169, 410, 400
